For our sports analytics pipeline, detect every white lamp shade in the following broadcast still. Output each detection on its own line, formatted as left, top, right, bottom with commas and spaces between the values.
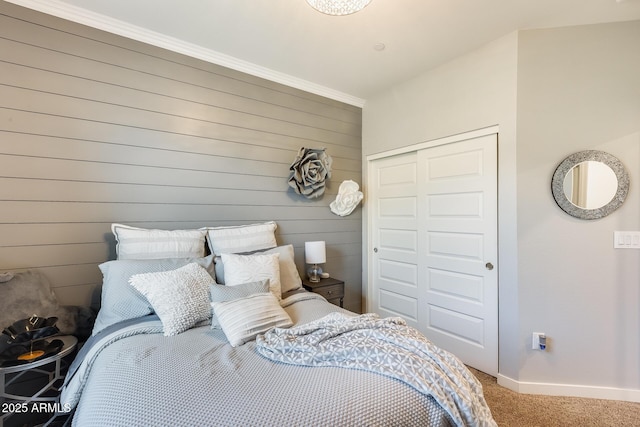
305, 241, 326, 264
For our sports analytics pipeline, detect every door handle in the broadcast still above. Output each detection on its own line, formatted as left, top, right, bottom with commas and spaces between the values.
485, 262, 494, 270
373, 247, 378, 253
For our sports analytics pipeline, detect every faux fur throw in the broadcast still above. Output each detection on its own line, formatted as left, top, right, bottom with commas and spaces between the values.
0, 269, 85, 335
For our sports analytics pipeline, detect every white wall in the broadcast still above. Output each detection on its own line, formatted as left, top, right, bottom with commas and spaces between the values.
516, 21, 640, 394
363, 19, 640, 399
363, 32, 521, 379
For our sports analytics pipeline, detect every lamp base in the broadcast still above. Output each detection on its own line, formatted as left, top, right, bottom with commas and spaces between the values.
307, 264, 323, 283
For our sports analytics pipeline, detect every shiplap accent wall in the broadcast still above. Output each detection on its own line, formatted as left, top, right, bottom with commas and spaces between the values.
0, 3, 362, 312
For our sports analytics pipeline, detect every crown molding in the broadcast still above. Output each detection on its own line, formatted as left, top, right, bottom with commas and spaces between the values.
5, 0, 366, 107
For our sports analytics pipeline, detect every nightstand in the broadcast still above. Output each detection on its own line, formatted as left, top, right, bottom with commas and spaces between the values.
302, 277, 345, 308
0, 335, 77, 427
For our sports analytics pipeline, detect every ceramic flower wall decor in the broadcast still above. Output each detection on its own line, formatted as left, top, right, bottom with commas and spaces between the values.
288, 147, 333, 199
330, 180, 364, 216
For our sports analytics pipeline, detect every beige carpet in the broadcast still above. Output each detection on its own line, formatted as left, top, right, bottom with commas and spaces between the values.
471, 368, 640, 427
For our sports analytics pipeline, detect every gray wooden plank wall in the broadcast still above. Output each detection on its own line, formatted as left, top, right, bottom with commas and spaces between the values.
0, 3, 363, 313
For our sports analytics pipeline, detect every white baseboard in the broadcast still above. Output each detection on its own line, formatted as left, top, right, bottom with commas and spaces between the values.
497, 374, 640, 403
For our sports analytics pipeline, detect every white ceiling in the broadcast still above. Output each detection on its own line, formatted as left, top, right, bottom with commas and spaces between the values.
8, 0, 640, 106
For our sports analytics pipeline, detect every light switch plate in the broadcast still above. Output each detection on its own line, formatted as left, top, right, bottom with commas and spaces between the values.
614, 231, 640, 249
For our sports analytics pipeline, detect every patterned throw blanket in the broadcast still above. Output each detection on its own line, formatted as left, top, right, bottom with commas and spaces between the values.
256, 312, 497, 427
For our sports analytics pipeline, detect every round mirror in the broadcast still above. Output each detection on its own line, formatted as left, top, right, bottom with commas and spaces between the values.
552, 150, 629, 220
562, 161, 618, 209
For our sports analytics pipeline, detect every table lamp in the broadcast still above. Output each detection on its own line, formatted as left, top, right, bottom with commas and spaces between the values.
305, 241, 326, 283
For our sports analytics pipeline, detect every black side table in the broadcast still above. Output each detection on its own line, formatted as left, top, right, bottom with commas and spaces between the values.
302, 277, 345, 308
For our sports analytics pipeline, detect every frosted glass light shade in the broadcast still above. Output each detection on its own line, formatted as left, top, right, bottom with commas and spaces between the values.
306, 0, 372, 16
305, 241, 326, 264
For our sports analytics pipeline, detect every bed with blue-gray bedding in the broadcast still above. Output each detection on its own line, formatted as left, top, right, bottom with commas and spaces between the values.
61, 291, 495, 427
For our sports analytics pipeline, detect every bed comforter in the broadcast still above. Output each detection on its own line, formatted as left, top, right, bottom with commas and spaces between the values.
61, 292, 492, 426
257, 312, 495, 427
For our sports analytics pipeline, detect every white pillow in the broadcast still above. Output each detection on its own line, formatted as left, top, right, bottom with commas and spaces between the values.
205, 222, 277, 255
112, 223, 207, 260
129, 263, 215, 336
212, 293, 293, 347
209, 279, 270, 329
214, 245, 302, 293
221, 253, 282, 299
258, 245, 302, 293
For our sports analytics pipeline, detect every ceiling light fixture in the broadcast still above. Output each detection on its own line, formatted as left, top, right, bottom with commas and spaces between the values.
373, 42, 386, 51
306, 0, 372, 16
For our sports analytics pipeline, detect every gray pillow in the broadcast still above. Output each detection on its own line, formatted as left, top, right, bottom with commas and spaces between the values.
209, 279, 270, 329
92, 255, 215, 335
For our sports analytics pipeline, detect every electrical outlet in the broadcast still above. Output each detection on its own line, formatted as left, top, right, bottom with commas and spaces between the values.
532, 332, 546, 350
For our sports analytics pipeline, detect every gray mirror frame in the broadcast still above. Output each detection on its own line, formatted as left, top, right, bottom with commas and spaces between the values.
551, 150, 629, 220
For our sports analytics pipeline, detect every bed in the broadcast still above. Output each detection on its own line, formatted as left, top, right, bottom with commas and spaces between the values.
59, 222, 496, 426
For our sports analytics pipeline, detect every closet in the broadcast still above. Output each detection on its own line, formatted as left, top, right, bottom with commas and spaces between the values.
368, 132, 498, 375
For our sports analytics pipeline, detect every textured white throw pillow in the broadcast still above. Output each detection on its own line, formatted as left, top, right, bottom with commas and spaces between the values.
93, 255, 215, 336
221, 253, 282, 299
129, 263, 215, 336
212, 292, 293, 347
